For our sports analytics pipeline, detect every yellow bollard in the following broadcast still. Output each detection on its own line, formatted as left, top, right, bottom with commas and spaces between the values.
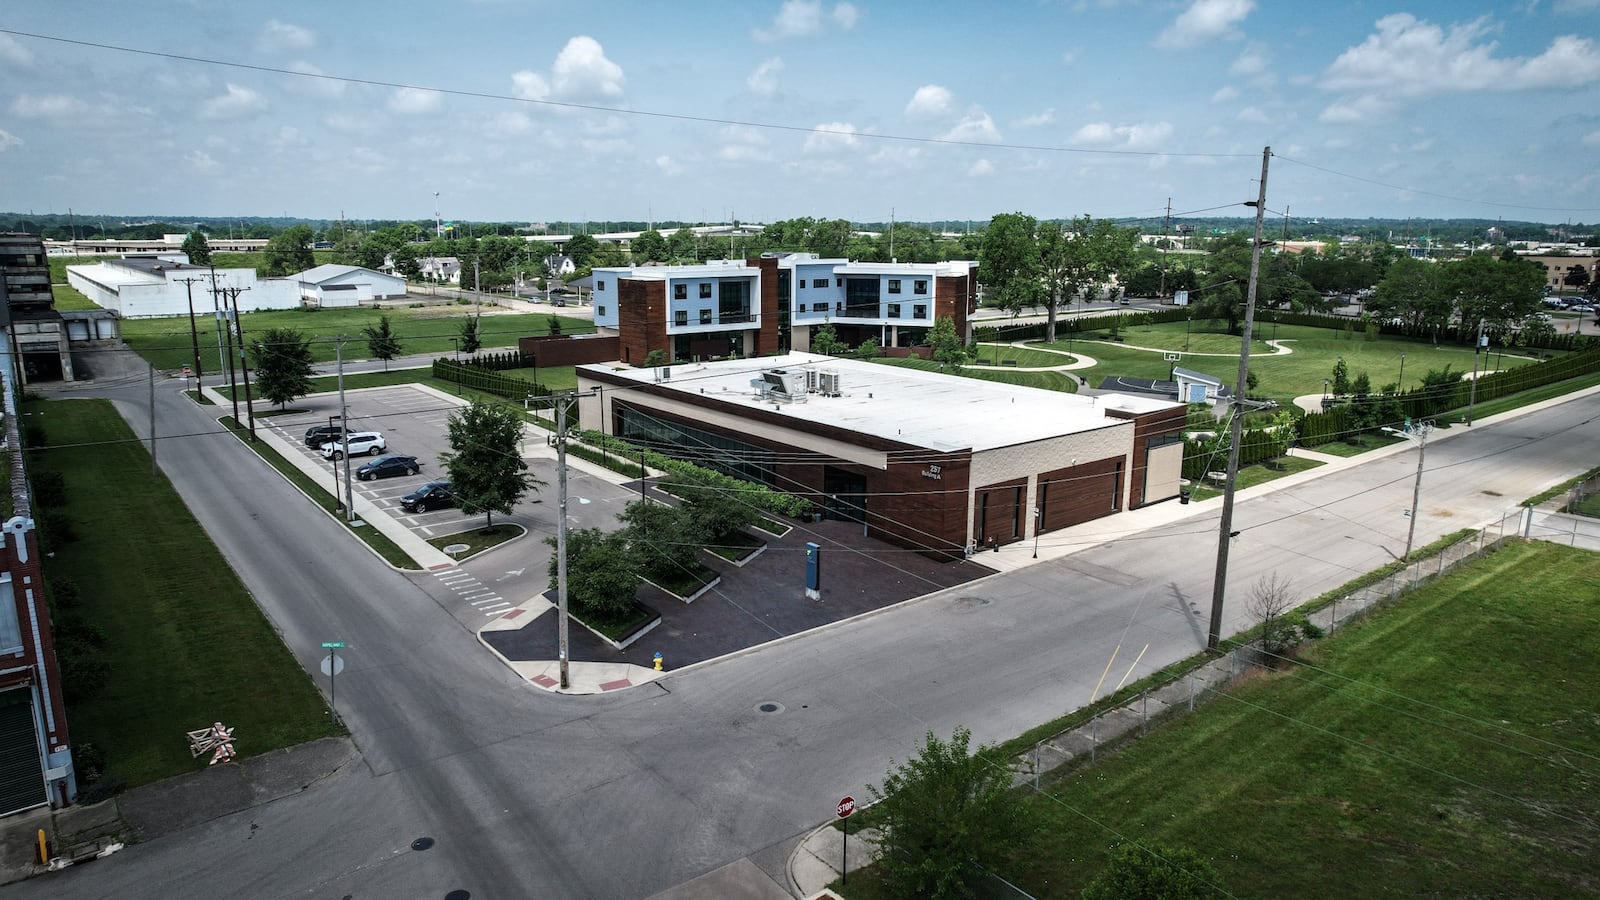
653, 652, 663, 672
37, 828, 47, 865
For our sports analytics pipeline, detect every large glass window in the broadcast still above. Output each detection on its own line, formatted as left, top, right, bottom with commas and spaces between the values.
719, 279, 751, 322
699, 283, 712, 299
844, 277, 879, 317
888, 279, 901, 294
674, 284, 688, 300
618, 406, 774, 484
674, 310, 687, 326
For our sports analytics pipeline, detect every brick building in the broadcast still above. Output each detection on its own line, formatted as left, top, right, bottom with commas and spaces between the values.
590, 254, 978, 365
576, 353, 1186, 558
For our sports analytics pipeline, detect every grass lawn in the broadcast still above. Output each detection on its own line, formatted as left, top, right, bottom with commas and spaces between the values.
26, 399, 340, 786
1309, 430, 1412, 457
968, 344, 1083, 368
121, 306, 594, 370
1034, 322, 1542, 403
427, 524, 524, 559
1185, 454, 1324, 501
844, 541, 1600, 898
51, 283, 101, 311
706, 531, 764, 562
869, 356, 1079, 392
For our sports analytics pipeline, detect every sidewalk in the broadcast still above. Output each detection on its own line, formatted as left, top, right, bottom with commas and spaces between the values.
0, 737, 354, 886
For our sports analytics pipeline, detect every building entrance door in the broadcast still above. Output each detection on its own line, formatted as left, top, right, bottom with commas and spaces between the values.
823, 468, 867, 523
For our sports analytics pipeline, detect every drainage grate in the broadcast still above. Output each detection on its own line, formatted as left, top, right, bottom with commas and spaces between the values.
756, 702, 785, 714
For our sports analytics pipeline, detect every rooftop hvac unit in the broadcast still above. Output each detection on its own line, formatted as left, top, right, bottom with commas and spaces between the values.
817, 371, 841, 397
759, 368, 808, 403
805, 369, 819, 392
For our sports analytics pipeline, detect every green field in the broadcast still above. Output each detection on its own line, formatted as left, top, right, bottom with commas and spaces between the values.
1035, 321, 1540, 401
51, 283, 100, 311
870, 355, 1079, 392
27, 399, 340, 786
121, 307, 591, 370
845, 541, 1600, 898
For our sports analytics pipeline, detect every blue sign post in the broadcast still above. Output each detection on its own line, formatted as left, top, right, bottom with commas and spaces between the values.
805, 541, 822, 601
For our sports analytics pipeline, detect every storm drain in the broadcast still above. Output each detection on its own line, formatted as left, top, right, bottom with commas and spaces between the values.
411, 837, 435, 852
756, 702, 785, 714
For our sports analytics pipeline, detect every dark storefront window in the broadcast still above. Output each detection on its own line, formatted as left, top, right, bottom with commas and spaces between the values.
844, 277, 879, 317
618, 406, 774, 484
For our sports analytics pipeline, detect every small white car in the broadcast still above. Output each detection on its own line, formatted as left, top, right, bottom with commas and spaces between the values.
321, 431, 386, 459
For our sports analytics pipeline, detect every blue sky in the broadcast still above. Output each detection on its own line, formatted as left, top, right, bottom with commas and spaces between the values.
3, 0, 1599, 227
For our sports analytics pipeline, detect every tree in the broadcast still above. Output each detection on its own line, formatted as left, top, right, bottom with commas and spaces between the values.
868, 726, 1036, 900
929, 316, 968, 370
1038, 216, 1137, 342
547, 314, 562, 336
809, 323, 845, 357
547, 528, 638, 618
1330, 357, 1350, 395
391, 243, 422, 281
1080, 843, 1224, 900
631, 228, 667, 263
442, 400, 539, 528
1563, 263, 1591, 293
810, 218, 853, 258
459, 315, 482, 355
618, 500, 702, 580
181, 230, 212, 265
361, 316, 403, 371
247, 327, 314, 409
978, 212, 1043, 316
565, 233, 600, 268
667, 226, 698, 263
264, 225, 315, 275
1369, 256, 1447, 334
1439, 254, 1544, 338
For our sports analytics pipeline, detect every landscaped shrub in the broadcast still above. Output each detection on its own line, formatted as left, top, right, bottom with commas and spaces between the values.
31, 470, 66, 507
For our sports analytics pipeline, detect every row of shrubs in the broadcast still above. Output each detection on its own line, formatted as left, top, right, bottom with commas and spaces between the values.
1181, 426, 1293, 481
568, 429, 812, 518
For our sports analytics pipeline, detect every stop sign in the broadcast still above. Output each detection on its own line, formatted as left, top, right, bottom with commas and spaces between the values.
837, 795, 855, 818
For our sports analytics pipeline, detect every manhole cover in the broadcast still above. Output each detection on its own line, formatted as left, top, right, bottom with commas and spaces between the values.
951, 595, 991, 613
442, 543, 470, 557
411, 837, 435, 851
444, 892, 471, 900
756, 702, 785, 714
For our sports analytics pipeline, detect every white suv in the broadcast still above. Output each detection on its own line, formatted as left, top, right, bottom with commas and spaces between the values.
321, 431, 386, 459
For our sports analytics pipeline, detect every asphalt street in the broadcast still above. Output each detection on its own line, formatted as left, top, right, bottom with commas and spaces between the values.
16, 352, 1600, 899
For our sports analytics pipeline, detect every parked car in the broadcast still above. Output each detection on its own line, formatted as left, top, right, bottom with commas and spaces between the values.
304, 424, 347, 448
321, 431, 386, 459
1567, 303, 1595, 314
400, 481, 455, 512
356, 454, 419, 481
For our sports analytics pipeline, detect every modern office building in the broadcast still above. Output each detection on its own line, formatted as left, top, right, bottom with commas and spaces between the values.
590, 254, 978, 365
576, 353, 1186, 558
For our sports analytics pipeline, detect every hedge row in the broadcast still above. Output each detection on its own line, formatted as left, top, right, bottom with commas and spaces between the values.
572, 429, 812, 518
1182, 426, 1291, 480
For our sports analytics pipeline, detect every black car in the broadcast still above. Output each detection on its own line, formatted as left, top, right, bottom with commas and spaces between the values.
355, 455, 420, 481
304, 425, 346, 448
400, 481, 454, 512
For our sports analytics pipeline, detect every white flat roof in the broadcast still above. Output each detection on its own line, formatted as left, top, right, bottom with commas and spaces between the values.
583, 352, 1177, 452
597, 261, 759, 281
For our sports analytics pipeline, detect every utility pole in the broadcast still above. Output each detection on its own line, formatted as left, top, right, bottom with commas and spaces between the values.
1401, 420, 1432, 561
223, 285, 256, 441
147, 361, 157, 475
1159, 197, 1171, 300
1466, 320, 1485, 425
219, 285, 240, 427
554, 394, 573, 690
337, 338, 354, 520
175, 276, 205, 380
1207, 145, 1271, 652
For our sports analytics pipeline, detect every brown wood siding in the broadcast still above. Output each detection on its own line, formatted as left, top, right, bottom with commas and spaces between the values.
935, 272, 973, 338
1036, 456, 1122, 531
975, 476, 1028, 546
617, 279, 666, 365
1107, 404, 1188, 507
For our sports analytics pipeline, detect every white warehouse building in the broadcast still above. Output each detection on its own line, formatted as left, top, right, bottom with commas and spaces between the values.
297, 264, 407, 307
66, 256, 301, 317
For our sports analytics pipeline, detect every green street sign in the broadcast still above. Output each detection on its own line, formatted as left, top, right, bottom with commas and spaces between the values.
321, 641, 346, 649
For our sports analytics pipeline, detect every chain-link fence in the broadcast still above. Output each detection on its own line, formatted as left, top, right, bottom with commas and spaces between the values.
1560, 472, 1600, 517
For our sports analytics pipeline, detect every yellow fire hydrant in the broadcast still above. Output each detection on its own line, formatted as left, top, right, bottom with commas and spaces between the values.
653, 652, 664, 672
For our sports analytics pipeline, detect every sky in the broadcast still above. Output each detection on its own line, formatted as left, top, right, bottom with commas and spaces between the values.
2, 0, 1600, 229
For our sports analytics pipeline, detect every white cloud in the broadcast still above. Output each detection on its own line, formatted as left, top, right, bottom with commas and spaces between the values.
0, 34, 35, 67
1069, 120, 1174, 149
494, 111, 535, 135
551, 36, 625, 99
1582, 129, 1600, 145
201, 83, 266, 120
905, 85, 953, 119
259, 20, 315, 53
1324, 15, 1600, 97
754, 1, 860, 41
285, 61, 344, 97
804, 121, 859, 153
1236, 105, 1268, 123
186, 149, 219, 170
1211, 86, 1240, 102
747, 57, 784, 96
1061, 48, 1079, 66
1318, 94, 1392, 123
1015, 109, 1056, 128
1230, 44, 1269, 75
717, 125, 769, 161
511, 70, 550, 101
939, 111, 1001, 143
655, 155, 682, 175
271, 126, 308, 149
388, 88, 443, 114
9, 94, 88, 119
0, 129, 21, 152
1155, 0, 1255, 49
968, 159, 995, 177
1410, 137, 1435, 152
